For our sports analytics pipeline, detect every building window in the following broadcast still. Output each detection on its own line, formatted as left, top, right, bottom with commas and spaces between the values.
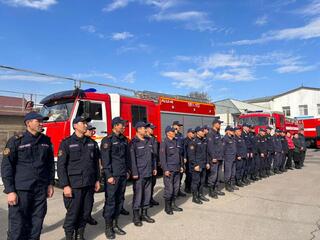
282, 106, 291, 117
317, 104, 320, 115
299, 105, 308, 116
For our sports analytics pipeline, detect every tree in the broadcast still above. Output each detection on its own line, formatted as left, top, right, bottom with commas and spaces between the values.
187, 91, 211, 102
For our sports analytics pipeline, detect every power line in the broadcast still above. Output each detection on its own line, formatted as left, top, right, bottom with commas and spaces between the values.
0, 65, 137, 94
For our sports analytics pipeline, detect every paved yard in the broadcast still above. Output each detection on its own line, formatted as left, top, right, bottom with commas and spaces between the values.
1, 150, 320, 240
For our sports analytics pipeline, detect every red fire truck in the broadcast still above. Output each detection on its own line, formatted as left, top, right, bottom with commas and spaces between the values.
297, 118, 320, 148
238, 111, 300, 134
39, 88, 216, 158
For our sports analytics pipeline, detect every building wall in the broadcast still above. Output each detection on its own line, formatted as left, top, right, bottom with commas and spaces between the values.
250, 89, 320, 118
0, 115, 25, 152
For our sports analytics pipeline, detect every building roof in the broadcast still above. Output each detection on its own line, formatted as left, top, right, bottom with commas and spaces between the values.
0, 95, 28, 116
246, 86, 320, 103
215, 98, 270, 114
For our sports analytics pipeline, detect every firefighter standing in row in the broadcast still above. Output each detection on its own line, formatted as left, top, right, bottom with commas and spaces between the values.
207, 119, 225, 198
57, 116, 100, 240
298, 129, 306, 167
130, 122, 157, 227
160, 126, 184, 215
266, 127, 275, 177
280, 130, 289, 172
101, 117, 131, 239
145, 122, 160, 207
188, 126, 210, 204
241, 123, 253, 185
254, 128, 268, 179
249, 126, 258, 181
1, 112, 55, 240
273, 129, 283, 174
234, 127, 247, 187
183, 128, 195, 194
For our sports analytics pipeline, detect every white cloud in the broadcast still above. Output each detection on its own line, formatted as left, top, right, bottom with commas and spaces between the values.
121, 71, 136, 83
1, 0, 57, 10
103, 0, 131, 12
117, 43, 151, 54
299, 0, 320, 16
0, 74, 62, 83
80, 25, 96, 33
111, 31, 134, 40
232, 17, 320, 45
151, 11, 215, 32
255, 15, 268, 26
276, 65, 316, 73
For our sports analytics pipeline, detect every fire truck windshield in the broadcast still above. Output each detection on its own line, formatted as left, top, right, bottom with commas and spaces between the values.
40, 100, 74, 122
239, 116, 269, 126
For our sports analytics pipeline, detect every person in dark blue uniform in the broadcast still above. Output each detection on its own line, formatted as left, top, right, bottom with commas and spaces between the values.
101, 117, 131, 239
280, 130, 289, 172
241, 124, 253, 185
188, 126, 210, 204
207, 119, 225, 198
84, 124, 99, 226
223, 126, 238, 192
130, 122, 157, 227
298, 129, 306, 167
1, 112, 54, 240
160, 126, 184, 215
265, 127, 275, 177
172, 121, 187, 197
254, 128, 268, 179
273, 129, 283, 174
58, 116, 101, 240
234, 127, 247, 187
183, 128, 195, 194
249, 125, 259, 181
145, 122, 160, 207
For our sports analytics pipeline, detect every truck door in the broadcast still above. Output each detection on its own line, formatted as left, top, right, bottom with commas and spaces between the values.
71, 100, 108, 143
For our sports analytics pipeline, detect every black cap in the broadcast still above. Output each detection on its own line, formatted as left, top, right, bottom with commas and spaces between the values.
24, 111, 49, 122
234, 127, 241, 131
145, 122, 156, 129
203, 125, 209, 130
112, 117, 126, 127
87, 124, 96, 131
275, 129, 282, 133
187, 128, 195, 133
195, 126, 205, 132
72, 116, 91, 125
165, 126, 175, 134
266, 126, 273, 130
243, 123, 250, 127
225, 126, 234, 132
135, 121, 146, 129
259, 128, 266, 132
172, 121, 183, 126
250, 125, 255, 129
212, 119, 223, 125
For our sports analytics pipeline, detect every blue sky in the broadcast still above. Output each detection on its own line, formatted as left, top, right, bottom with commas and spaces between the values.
0, 0, 320, 101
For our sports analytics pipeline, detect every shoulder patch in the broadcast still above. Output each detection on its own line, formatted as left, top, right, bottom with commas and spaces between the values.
3, 148, 10, 156
58, 150, 64, 157
103, 143, 109, 149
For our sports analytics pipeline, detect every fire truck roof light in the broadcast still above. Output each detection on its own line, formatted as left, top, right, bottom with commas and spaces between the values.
84, 88, 97, 93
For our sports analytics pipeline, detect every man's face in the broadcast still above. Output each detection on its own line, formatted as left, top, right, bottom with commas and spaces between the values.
299, 130, 304, 135
260, 131, 266, 136
243, 126, 249, 132
213, 123, 220, 130
173, 124, 182, 133
204, 129, 209, 135
137, 127, 146, 136
235, 129, 241, 137
187, 132, 194, 138
114, 123, 124, 133
266, 129, 271, 134
197, 130, 205, 138
26, 119, 43, 133
146, 127, 153, 135
167, 131, 176, 139
74, 121, 88, 134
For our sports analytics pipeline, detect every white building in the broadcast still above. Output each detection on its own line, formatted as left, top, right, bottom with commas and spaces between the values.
214, 99, 270, 131
246, 86, 320, 119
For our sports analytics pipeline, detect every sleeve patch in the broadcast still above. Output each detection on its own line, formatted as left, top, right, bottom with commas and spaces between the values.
58, 150, 64, 157
3, 148, 10, 156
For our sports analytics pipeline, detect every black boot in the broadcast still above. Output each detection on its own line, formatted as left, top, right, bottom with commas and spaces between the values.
209, 188, 218, 199
87, 216, 98, 225
65, 230, 74, 240
178, 189, 187, 197
225, 182, 234, 192
216, 188, 225, 196
133, 209, 143, 226
164, 200, 173, 215
113, 219, 126, 235
120, 207, 130, 215
171, 199, 183, 211
141, 209, 155, 223
231, 182, 239, 190
184, 186, 191, 194
236, 180, 244, 187
105, 222, 115, 239
192, 192, 203, 204
75, 228, 85, 240
150, 198, 159, 207
199, 187, 209, 202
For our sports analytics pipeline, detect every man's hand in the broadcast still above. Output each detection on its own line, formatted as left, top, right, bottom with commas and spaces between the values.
212, 159, 218, 163
237, 157, 241, 160
126, 172, 131, 179
107, 177, 116, 185
180, 167, 184, 173
7, 192, 18, 206
261, 153, 265, 158
153, 170, 157, 176
184, 158, 187, 164
47, 185, 54, 198
194, 165, 200, 172
94, 181, 100, 192
165, 171, 171, 177
63, 186, 72, 198
206, 164, 210, 170
250, 153, 253, 158
132, 175, 139, 180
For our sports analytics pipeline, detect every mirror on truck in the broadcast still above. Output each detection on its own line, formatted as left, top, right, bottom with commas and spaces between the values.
25, 100, 34, 110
